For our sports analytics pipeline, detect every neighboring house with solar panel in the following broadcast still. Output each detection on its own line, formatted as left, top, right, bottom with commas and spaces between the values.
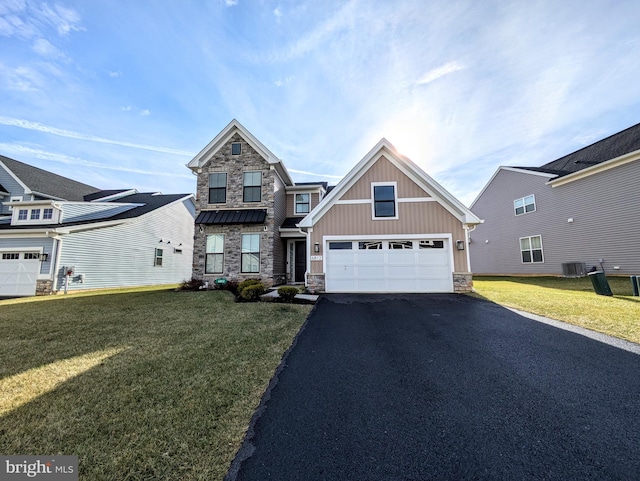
0, 155, 195, 296
470, 122, 640, 276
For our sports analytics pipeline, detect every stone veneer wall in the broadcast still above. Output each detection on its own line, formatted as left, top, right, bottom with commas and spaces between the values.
192, 133, 283, 287
453, 272, 473, 292
305, 273, 325, 293
35, 279, 53, 295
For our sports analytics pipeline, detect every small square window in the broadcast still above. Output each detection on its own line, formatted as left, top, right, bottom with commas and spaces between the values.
43, 208, 53, 220
231, 142, 241, 155
514, 195, 536, 216
30, 209, 41, 220
18, 209, 28, 221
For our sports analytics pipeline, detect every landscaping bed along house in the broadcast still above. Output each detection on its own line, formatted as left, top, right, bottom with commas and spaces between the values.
0, 286, 311, 481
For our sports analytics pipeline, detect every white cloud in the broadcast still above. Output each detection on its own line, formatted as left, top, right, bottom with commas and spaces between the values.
121, 106, 132, 111
0, 117, 195, 156
273, 7, 282, 18
39, 3, 83, 36
224, 0, 238, 6
417, 61, 465, 85
32, 38, 65, 58
0, 143, 193, 178
2, 65, 45, 91
109, 70, 121, 77
140, 109, 151, 116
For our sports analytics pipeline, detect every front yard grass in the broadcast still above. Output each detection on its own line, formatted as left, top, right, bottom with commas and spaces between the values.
0, 287, 311, 480
470, 276, 640, 344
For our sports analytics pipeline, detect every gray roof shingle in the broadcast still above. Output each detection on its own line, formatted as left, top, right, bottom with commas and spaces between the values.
0, 155, 101, 200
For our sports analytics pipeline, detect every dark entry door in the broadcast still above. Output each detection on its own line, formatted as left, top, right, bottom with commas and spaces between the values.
295, 241, 306, 283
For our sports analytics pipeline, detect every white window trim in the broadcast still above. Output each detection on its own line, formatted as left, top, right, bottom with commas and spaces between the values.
294, 192, 311, 215
241, 233, 261, 273
519, 235, 544, 264
371, 181, 398, 220
205, 234, 224, 275
514, 194, 536, 216
154, 248, 163, 267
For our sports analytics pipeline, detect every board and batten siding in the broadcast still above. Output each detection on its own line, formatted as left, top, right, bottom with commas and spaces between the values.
0, 236, 54, 275
56, 199, 194, 290
470, 161, 640, 275
340, 156, 431, 200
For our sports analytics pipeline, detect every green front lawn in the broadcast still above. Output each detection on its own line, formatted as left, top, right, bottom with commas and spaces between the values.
470, 276, 640, 344
0, 287, 311, 480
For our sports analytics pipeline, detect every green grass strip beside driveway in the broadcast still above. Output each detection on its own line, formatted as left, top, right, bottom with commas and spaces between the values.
470, 276, 640, 345
0, 288, 311, 480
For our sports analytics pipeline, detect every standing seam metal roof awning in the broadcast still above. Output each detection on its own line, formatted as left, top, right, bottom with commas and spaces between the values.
195, 209, 267, 225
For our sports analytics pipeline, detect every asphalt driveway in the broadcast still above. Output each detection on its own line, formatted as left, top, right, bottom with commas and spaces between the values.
226, 294, 640, 481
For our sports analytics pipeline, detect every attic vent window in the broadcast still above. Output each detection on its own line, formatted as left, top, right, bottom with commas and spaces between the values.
514, 195, 535, 216
231, 142, 241, 155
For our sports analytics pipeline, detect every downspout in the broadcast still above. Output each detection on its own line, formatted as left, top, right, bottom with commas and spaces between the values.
46, 231, 63, 292
298, 226, 310, 288
464, 224, 476, 273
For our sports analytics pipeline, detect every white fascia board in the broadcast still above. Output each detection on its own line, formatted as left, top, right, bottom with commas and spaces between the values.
287, 184, 327, 193
5, 199, 57, 207
89, 189, 138, 202
469, 166, 557, 209
301, 138, 481, 227
187, 119, 294, 185
547, 149, 640, 187
29, 191, 67, 201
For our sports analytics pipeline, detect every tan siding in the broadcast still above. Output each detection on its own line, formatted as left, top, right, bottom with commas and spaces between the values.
340, 156, 431, 200
286, 192, 321, 216
273, 174, 287, 278
309, 201, 467, 272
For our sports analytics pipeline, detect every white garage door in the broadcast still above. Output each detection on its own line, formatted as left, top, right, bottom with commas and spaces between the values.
0, 251, 40, 296
325, 239, 453, 293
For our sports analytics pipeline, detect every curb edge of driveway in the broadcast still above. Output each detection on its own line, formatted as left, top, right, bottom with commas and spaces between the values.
223, 297, 326, 481
506, 306, 640, 355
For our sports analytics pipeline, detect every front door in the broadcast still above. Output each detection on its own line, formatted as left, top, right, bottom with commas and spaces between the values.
294, 241, 306, 283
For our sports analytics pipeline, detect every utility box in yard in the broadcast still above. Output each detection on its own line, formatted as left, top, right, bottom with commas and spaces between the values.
588, 271, 613, 296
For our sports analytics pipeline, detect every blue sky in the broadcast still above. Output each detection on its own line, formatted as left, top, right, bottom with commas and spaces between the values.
1, 0, 640, 206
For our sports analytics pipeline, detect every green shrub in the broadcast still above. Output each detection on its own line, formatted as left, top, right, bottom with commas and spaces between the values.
277, 286, 299, 303
179, 277, 205, 291
238, 279, 262, 292
240, 283, 265, 301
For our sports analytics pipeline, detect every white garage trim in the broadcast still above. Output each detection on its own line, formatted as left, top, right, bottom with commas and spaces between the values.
0, 247, 43, 296
323, 233, 454, 293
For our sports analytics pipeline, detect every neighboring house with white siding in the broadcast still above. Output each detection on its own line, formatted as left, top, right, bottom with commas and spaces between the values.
0, 155, 195, 296
188, 120, 481, 293
470, 122, 640, 276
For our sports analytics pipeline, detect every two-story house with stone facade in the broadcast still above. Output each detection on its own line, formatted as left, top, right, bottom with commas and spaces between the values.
187, 120, 327, 287
188, 120, 481, 293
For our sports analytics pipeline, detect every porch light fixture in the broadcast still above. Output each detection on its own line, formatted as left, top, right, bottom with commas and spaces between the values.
39, 253, 49, 262
456, 240, 465, 251
314, 242, 320, 253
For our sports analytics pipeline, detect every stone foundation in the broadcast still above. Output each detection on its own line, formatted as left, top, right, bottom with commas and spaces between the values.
35, 279, 53, 296
453, 272, 473, 292
306, 273, 325, 293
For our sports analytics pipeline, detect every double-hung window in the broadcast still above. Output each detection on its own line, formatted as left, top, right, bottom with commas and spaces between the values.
373, 184, 396, 218
520, 235, 544, 263
243, 171, 261, 202
154, 248, 163, 266
514, 195, 535, 215
206, 234, 224, 274
241, 234, 260, 273
295, 193, 310, 214
208, 173, 227, 204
